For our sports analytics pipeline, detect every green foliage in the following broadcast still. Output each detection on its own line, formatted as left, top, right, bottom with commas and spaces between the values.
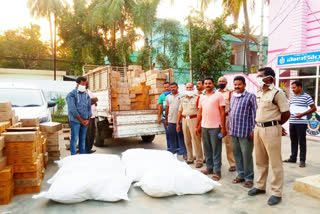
136, 46, 152, 71
156, 54, 172, 69
183, 13, 236, 83
0, 24, 50, 69
154, 19, 182, 67
55, 96, 66, 115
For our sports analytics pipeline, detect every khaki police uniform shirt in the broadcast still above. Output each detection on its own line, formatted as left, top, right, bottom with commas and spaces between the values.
217, 88, 231, 113
256, 87, 289, 123
165, 93, 181, 123
179, 94, 199, 116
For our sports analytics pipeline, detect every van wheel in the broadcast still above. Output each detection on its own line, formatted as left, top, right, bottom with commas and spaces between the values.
94, 119, 113, 147
141, 135, 155, 143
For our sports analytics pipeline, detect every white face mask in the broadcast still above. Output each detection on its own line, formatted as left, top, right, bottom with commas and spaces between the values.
78, 85, 86, 93
233, 93, 242, 97
185, 91, 194, 97
257, 76, 274, 88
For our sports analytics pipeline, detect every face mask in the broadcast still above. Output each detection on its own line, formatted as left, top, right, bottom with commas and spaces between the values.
233, 93, 242, 97
78, 85, 86, 93
185, 91, 194, 97
218, 83, 226, 89
257, 76, 274, 88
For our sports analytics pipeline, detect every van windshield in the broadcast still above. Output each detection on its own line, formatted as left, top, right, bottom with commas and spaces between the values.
0, 88, 44, 107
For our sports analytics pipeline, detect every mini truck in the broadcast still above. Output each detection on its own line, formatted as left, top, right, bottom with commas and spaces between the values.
84, 65, 166, 147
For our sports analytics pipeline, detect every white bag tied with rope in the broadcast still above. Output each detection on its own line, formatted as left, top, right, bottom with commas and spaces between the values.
33, 154, 131, 203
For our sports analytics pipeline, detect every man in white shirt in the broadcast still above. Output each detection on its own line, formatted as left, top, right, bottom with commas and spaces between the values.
86, 82, 98, 153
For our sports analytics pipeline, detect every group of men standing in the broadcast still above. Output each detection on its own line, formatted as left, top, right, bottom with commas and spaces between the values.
66, 66, 317, 206
157, 67, 317, 206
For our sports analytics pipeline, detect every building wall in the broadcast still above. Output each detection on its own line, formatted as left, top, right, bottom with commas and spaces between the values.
0, 68, 66, 81
267, 0, 320, 68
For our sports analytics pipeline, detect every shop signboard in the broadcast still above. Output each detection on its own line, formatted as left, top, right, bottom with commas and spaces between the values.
307, 112, 320, 136
277, 51, 320, 66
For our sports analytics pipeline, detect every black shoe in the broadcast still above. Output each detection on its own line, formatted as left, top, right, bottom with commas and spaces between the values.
268, 196, 282, 206
283, 158, 296, 163
87, 150, 96, 154
248, 188, 266, 196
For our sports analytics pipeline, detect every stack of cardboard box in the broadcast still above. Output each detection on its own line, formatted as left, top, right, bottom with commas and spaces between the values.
129, 83, 151, 110
111, 71, 131, 111
0, 165, 14, 205
127, 65, 144, 87
0, 102, 20, 128
39, 122, 62, 161
1, 129, 43, 195
145, 70, 168, 109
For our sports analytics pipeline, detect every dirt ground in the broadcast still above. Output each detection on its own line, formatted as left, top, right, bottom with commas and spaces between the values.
0, 133, 320, 214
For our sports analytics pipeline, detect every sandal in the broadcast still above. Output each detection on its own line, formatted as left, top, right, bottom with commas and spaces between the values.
201, 169, 213, 175
232, 177, 245, 184
228, 166, 236, 172
212, 173, 221, 181
299, 162, 306, 167
283, 159, 296, 163
243, 181, 253, 188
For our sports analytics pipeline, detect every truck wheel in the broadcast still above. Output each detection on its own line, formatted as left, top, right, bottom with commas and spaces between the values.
141, 135, 155, 143
94, 119, 113, 147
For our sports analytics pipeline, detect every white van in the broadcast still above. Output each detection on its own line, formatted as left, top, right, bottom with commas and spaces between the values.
0, 83, 56, 123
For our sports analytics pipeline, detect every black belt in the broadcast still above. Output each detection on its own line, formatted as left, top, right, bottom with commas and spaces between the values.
256, 120, 280, 127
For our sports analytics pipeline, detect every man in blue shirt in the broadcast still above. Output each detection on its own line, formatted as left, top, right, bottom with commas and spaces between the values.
158, 82, 171, 151
66, 77, 92, 155
229, 76, 257, 188
283, 81, 317, 167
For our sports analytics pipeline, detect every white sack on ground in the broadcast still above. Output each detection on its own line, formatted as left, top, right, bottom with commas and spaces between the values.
121, 148, 178, 182
33, 154, 131, 203
134, 161, 221, 197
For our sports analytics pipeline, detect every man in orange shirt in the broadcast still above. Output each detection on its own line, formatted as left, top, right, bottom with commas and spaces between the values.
195, 78, 226, 181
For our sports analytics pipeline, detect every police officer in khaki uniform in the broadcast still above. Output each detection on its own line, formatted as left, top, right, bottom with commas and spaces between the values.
217, 76, 236, 172
248, 67, 290, 206
177, 83, 204, 168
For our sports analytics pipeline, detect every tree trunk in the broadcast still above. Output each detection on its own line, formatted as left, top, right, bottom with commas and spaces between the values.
150, 31, 153, 70
188, 16, 193, 83
53, 12, 57, 81
49, 14, 54, 55
243, 0, 251, 74
113, 24, 116, 50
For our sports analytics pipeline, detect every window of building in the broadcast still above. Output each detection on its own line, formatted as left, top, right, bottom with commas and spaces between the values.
279, 66, 319, 107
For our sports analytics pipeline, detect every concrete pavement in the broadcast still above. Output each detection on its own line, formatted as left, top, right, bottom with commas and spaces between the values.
0, 134, 319, 214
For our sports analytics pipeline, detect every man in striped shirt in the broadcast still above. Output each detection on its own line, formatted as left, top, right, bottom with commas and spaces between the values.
283, 81, 317, 167
229, 76, 257, 188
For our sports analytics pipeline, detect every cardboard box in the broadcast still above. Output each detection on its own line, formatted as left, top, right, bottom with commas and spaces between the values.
10, 116, 19, 126
14, 175, 42, 187
0, 165, 13, 182
7, 153, 38, 165
0, 110, 14, 122
39, 122, 62, 134
2, 131, 37, 142
5, 145, 37, 157
47, 145, 60, 152
14, 180, 41, 195
0, 136, 4, 150
21, 118, 40, 127
0, 122, 11, 133
13, 159, 40, 173
0, 102, 12, 112
149, 104, 158, 109
0, 181, 14, 205
0, 156, 7, 171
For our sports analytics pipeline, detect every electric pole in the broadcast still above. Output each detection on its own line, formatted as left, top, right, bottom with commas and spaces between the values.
259, 0, 264, 68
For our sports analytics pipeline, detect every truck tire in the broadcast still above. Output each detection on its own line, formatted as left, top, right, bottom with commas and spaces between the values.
141, 135, 155, 143
94, 119, 113, 147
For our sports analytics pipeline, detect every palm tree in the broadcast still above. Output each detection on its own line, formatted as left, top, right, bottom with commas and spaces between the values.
133, 0, 160, 68
27, 0, 64, 80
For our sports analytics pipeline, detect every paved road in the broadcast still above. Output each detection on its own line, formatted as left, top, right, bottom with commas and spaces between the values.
1, 134, 320, 214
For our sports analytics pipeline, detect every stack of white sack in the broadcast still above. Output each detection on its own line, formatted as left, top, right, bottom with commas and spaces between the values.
33, 154, 131, 203
122, 149, 221, 197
